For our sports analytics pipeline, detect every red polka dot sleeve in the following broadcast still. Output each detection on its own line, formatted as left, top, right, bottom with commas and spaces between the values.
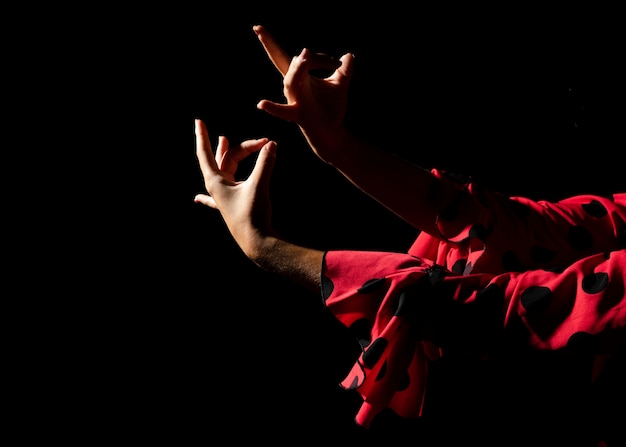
408, 170, 626, 275
321, 248, 626, 429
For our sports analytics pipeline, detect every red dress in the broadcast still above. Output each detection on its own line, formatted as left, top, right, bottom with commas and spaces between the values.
321, 169, 626, 432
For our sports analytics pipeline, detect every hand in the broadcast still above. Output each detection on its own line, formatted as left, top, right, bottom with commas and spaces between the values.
253, 25, 355, 163
193, 119, 277, 259
252, 26, 442, 235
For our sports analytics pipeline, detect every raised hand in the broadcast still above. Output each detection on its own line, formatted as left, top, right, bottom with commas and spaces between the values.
252, 24, 441, 233
193, 119, 277, 257
253, 25, 355, 163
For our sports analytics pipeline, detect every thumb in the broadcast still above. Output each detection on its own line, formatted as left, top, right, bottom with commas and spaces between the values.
257, 100, 299, 123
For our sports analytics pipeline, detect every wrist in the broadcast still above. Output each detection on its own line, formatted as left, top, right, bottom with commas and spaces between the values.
247, 234, 278, 265
249, 235, 324, 293
308, 127, 355, 168
239, 230, 276, 265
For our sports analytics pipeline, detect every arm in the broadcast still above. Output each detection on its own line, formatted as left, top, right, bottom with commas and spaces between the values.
193, 119, 324, 294
254, 25, 451, 237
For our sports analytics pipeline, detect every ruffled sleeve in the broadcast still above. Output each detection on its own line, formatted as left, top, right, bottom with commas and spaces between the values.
321, 250, 444, 428
321, 248, 626, 429
409, 170, 626, 276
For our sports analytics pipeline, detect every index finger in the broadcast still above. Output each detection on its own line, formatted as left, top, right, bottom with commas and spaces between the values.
253, 25, 291, 76
195, 119, 218, 175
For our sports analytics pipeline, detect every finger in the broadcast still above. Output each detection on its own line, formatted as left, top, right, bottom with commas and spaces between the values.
219, 137, 269, 174
214, 135, 229, 167
328, 52, 355, 84
194, 193, 217, 209
249, 140, 277, 191
253, 25, 291, 77
283, 48, 310, 96
256, 100, 299, 122
195, 119, 218, 176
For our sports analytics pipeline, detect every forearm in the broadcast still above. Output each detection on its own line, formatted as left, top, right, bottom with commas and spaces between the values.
247, 235, 324, 295
307, 128, 450, 236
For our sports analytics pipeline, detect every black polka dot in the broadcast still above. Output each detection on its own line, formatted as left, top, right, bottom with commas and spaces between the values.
358, 277, 386, 294
451, 258, 467, 274
530, 245, 557, 264
426, 265, 448, 286
463, 262, 474, 276
363, 338, 388, 368
568, 225, 594, 251
567, 331, 597, 354
345, 375, 360, 389
582, 272, 609, 294
582, 199, 608, 218
321, 275, 334, 300
395, 289, 413, 318
468, 223, 489, 242
521, 286, 553, 314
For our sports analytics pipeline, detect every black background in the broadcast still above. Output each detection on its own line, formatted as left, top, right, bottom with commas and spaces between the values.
13, 6, 624, 445
187, 7, 625, 444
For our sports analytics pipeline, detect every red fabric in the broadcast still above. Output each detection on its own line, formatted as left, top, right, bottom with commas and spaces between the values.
409, 170, 626, 276
320, 171, 626, 431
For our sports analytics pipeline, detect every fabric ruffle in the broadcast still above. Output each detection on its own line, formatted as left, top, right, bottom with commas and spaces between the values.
322, 249, 626, 428
408, 170, 626, 276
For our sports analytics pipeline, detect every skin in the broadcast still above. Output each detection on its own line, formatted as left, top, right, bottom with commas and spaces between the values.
194, 25, 464, 293
194, 119, 324, 293
253, 24, 453, 237
193, 28, 626, 445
